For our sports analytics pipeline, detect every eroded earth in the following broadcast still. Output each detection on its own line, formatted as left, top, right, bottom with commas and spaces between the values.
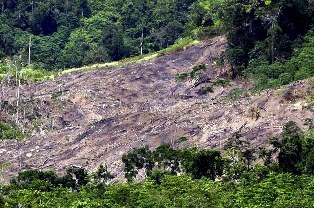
0, 36, 313, 181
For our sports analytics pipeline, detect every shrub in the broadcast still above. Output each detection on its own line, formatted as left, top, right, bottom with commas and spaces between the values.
279, 73, 293, 85
295, 67, 311, 81
178, 136, 188, 143
0, 121, 24, 140
228, 88, 248, 100
189, 64, 206, 79
199, 85, 214, 95
212, 79, 230, 87
175, 73, 188, 82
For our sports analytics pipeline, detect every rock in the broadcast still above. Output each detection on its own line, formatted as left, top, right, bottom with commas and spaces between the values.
0, 149, 7, 154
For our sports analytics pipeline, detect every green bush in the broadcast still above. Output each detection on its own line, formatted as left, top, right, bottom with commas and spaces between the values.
189, 64, 206, 79
175, 72, 189, 82
0, 121, 24, 140
199, 85, 214, 94
178, 136, 188, 143
212, 79, 230, 87
279, 73, 293, 85
175, 64, 207, 82
295, 67, 311, 80
228, 88, 248, 100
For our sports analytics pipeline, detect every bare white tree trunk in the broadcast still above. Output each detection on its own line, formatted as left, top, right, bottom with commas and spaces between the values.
28, 36, 32, 66
14, 60, 21, 125
140, 28, 144, 56
16, 76, 20, 124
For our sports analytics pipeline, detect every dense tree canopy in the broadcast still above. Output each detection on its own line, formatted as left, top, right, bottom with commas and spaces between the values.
0, 0, 197, 70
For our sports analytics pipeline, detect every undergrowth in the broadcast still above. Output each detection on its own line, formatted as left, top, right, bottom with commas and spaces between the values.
0, 121, 24, 141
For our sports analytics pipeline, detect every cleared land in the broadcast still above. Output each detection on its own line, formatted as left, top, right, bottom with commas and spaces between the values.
0, 36, 313, 181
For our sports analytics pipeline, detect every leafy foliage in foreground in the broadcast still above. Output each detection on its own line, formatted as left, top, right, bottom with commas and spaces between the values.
3, 171, 314, 207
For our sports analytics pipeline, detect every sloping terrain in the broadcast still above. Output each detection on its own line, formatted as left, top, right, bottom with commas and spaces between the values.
0, 36, 313, 181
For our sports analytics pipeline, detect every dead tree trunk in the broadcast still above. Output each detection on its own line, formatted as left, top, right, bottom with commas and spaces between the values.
15, 72, 20, 124
28, 36, 32, 66
140, 28, 144, 56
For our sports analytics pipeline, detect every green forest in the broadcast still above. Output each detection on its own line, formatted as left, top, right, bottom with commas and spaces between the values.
0, 0, 198, 70
1, 121, 314, 207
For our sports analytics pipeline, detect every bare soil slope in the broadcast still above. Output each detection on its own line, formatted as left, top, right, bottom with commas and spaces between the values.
0, 36, 313, 181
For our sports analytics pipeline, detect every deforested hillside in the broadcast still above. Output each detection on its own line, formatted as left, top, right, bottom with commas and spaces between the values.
1, 0, 314, 206
0, 35, 313, 181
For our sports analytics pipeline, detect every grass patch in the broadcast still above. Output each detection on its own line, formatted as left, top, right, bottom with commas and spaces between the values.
0, 162, 9, 180
178, 136, 188, 143
305, 94, 314, 104
159, 38, 200, 55
227, 88, 249, 100
0, 67, 55, 82
20, 68, 55, 82
60, 53, 159, 75
302, 93, 314, 110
